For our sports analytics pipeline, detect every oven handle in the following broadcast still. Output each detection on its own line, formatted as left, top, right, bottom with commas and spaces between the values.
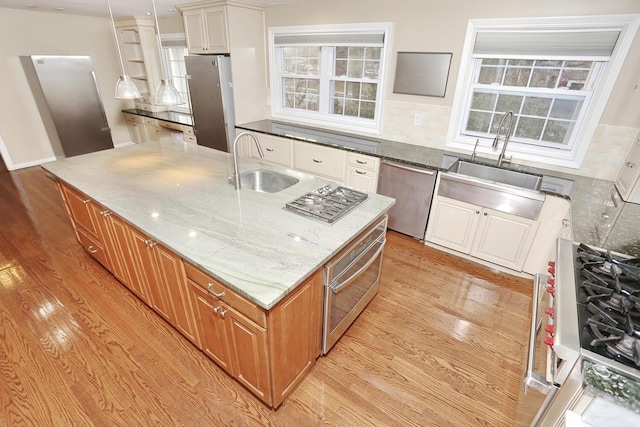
331, 238, 385, 294
525, 274, 554, 395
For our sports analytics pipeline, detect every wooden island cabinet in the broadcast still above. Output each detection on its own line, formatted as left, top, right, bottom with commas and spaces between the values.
54, 180, 324, 408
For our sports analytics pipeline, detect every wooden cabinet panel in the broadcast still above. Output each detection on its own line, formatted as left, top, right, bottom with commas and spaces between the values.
61, 184, 99, 238
190, 281, 233, 373
90, 207, 131, 287
76, 227, 109, 269
226, 307, 270, 404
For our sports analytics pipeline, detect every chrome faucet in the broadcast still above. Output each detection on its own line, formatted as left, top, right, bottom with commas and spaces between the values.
230, 131, 264, 190
491, 111, 514, 167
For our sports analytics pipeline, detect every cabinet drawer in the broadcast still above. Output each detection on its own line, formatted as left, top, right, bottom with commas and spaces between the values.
143, 118, 157, 127
252, 134, 292, 167
125, 114, 144, 124
348, 152, 379, 172
183, 126, 195, 136
77, 228, 110, 269
184, 262, 266, 327
158, 121, 184, 131
293, 141, 346, 181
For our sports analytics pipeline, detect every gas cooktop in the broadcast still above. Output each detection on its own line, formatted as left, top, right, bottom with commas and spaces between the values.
285, 185, 368, 224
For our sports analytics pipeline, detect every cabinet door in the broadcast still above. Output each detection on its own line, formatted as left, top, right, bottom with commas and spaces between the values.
61, 184, 99, 238
153, 244, 199, 345
346, 166, 378, 193
92, 209, 131, 287
190, 282, 233, 374
183, 11, 207, 54
226, 307, 270, 404
471, 208, 539, 271
203, 7, 229, 53
129, 229, 172, 322
425, 196, 480, 254
615, 138, 640, 202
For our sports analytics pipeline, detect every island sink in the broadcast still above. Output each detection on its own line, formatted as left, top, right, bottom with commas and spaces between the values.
240, 169, 299, 193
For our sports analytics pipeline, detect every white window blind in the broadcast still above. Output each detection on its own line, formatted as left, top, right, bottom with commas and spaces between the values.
273, 33, 384, 47
473, 29, 620, 58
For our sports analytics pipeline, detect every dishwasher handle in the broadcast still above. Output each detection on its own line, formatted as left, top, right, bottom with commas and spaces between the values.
382, 160, 435, 176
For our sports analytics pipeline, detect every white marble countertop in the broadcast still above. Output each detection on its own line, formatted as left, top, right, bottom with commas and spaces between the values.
42, 140, 395, 309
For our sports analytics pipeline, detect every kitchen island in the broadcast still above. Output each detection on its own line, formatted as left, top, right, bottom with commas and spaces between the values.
41, 138, 395, 407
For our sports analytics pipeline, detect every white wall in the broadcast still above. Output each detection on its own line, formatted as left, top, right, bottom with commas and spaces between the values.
264, 0, 640, 180
0, 8, 131, 170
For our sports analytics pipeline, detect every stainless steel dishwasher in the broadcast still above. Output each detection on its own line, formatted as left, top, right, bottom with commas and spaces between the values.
377, 160, 437, 240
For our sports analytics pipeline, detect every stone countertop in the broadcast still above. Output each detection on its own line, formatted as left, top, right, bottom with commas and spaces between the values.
236, 119, 640, 257
41, 140, 395, 309
123, 108, 193, 127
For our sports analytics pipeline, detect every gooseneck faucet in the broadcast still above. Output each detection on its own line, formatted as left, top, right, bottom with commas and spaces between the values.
231, 131, 264, 190
491, 110, 514, 167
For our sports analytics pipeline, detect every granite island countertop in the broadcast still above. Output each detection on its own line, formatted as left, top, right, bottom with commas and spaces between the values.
41, 140, 395, 309
237, 119, 640, 257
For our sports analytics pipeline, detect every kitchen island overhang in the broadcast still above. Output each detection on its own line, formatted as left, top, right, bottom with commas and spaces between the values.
41, 139, 394, 407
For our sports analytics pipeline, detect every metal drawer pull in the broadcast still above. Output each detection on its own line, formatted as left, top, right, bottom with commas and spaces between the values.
101, 210, 112, 217
220, 308, 228, 318
148, 241, 158, 248
356, 159, 368, 165
212, 306, 219, 314
562, 219, 570, 227
87, 245, 98, 254
312, 158, 322, 163
82, 199, 90, 204
266, 148, 274, 152
207, 284, 225, 298
626, 162, 634, 168
356, 169, 366, 175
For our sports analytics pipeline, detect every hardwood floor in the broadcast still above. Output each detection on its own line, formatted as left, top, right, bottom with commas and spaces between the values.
0, 166, 533, 426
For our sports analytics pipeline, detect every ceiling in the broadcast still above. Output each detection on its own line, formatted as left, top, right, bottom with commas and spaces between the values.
0, 0, 295, 17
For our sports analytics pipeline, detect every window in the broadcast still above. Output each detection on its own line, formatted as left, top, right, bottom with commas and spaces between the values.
269, 23, 392, 133
447, 16, 639, 168
160, 34, 189, 113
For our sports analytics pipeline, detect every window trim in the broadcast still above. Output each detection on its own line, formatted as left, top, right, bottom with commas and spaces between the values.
446, 15, 640, 169
268, 22, 393, 134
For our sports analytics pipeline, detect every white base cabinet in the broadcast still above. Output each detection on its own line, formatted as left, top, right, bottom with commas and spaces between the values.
426, 195, 538, 271
615, 135, 640, 204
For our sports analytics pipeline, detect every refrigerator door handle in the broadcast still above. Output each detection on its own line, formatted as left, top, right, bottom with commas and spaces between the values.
185, 73, 196, 133
90, 71, 110, 131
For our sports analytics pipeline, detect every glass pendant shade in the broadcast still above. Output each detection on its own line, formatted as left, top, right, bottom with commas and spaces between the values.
115, 75, 141, 99
155, 79, 184, 106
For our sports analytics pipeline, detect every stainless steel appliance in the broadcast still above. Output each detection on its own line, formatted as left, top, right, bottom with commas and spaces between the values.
322, 215, 387, 354
285, 185, 368, 224
516, 239, 640, 425
21, 55, 113, 157
184, 55, 236, 152
377, 160, 437, 240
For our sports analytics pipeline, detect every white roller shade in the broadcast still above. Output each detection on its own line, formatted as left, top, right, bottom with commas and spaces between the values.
474, 29, 620, 58
274, 32, 384, 47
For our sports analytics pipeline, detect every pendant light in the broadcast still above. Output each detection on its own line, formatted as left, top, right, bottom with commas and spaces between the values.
150, 0, 184, 106
106, 0, 141, 99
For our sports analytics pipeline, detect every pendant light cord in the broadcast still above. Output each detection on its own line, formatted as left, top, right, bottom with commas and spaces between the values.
150, 0, 169, 81
106, 0, 127, 74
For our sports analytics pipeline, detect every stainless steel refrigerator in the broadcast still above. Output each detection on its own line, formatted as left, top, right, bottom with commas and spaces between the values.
184, 55, 236, 152
21, 55, 113, 158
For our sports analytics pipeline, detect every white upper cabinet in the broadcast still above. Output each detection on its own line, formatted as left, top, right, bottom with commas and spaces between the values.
182, 6, 229, 54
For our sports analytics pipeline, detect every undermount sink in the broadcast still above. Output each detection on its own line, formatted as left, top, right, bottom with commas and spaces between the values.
447, 160, 542, 191
240, 169, 299, 193
441, 160, 545, 220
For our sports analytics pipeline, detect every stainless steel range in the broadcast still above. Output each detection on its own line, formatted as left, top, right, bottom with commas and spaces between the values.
517, 238, 640, 425
285, 185, 368, 224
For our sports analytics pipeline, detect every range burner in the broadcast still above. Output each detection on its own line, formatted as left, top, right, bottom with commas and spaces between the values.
576, 243, 640, 369
285, 185, 368, 224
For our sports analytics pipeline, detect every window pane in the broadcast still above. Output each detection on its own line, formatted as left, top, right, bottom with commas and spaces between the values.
558, 69, 589, 90
522, 96, 551, 116
478, 66, 505, 84
333, 80, 345, 97
470, 92, 496, 110
284, 93, 294, 108
283, 77, 295, 92
496, 94, 523, 113
335, 59, 347, 77
360, 101, 375, 119
347, 60, 363, 78
308, 79, 319, 94
284, 59, 296, 74
336, 46, 348, 59
307, 95, 319, 111
530, 69, 559, 88
466, 111, 492, 133
345, 99, 359, 117
515, 117, 545, 140
535, 60, 563, 68
365, 47, 381, 60
364, 60, 380, 79
346, 82, 361, 99
349, 47, 365, 59
504, 67, 531, 87
309, 46, 321, 58
550, 99, 581, 120
543, 120, 572, 144
361, 83, 377, 100
332, 98, 344, 114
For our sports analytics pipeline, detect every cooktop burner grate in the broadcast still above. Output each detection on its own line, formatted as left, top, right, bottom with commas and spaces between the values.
285, 185, 368, 224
